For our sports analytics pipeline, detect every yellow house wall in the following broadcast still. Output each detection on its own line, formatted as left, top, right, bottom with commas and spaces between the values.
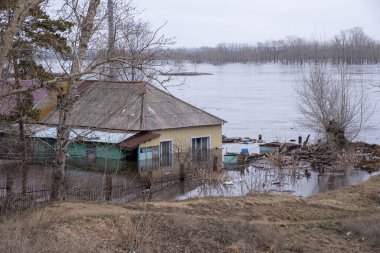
138, 146, 223, 180
36, 81, 68, 121
37, 93, 57, 121
140, 125, 222, 149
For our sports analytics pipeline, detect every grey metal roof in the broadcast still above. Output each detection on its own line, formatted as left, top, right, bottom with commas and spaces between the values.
43, 81, 225, 131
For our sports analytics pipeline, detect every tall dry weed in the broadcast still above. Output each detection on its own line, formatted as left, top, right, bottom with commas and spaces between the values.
341, 216, 380, 248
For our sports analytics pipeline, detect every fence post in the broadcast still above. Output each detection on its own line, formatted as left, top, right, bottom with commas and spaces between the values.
298, 136, 302, 146
213, 156, 218, 172
5, 165, 13, 198
105, 175, 112, 201
22, 164, 27, 195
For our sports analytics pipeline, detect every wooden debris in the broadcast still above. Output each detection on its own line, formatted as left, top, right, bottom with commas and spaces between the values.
293, 141, 380, 173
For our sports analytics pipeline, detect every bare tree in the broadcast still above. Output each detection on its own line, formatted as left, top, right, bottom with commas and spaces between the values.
51, 0, 180, 199
50, 0, 106, 200
115, 19, 176, 84
91, 0, 181, 87
167, 27, 380, 65
72, 0, 179, 85
0, 0, 180, 200
296, 63, 373, 150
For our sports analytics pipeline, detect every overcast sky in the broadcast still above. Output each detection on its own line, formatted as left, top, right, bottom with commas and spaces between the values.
136, 0, 380, 47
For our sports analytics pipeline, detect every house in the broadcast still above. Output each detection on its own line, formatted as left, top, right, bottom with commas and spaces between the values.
32, 81, 226, 170
0, 80, 57, 120
0, 80, 54, 159
0, 79, 92, 160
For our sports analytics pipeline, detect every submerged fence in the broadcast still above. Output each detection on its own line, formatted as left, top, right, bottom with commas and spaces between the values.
0, 169, 196, 216
0, 139, 222, 216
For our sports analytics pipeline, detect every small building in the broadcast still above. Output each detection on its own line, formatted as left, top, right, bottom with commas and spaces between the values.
0, 80, 53, 160
0, 79, 63, 122
34, 81, 226, 170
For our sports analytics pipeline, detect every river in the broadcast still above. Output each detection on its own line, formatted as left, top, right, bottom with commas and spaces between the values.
167, 63, 380, 145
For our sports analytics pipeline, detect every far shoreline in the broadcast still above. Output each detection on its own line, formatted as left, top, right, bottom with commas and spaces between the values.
161, 72, 213, 76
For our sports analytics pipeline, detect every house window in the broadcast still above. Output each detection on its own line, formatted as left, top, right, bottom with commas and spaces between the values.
160, 140, 172, 167
139, 146, 158, 160
191, 136, 210, 162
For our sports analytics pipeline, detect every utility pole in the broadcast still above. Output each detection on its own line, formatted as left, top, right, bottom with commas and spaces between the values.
108, 0, 116, 80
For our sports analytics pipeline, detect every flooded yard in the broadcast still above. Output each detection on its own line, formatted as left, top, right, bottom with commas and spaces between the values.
1, 148, 378, 203
171, 165, 379, 200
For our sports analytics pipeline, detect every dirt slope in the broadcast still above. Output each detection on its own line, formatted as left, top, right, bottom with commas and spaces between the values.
1, 175, 380, 253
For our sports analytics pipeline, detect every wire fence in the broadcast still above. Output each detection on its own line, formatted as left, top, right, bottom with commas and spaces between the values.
0, 170, 195, 217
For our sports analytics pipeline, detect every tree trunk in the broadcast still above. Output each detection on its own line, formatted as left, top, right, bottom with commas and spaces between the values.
326, 120, 347, 151
14, 58, 29, 195
51, 94, 71, 200
107, 0, 116, 80
18, 119, 28, 195
18, 118, 27, 160
51, 0, 101, 201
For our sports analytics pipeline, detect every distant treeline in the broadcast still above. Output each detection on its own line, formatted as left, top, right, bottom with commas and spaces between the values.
165, 27, 380, 65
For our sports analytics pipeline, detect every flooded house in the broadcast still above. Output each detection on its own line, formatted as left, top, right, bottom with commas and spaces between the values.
0, 79, 59, 160
30, 81, 226, 171
0, 79, 67, 122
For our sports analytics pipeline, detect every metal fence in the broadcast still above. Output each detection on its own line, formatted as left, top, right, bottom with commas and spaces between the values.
0, 173, 192, 216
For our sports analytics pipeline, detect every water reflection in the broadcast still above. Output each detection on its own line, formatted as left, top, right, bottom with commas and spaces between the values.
0, 149, 222, 201
0, 154, 378, 203
165, 165, 379, 200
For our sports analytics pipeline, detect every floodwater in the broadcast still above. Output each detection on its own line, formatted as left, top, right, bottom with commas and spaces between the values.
1, 159, 378, 202
167, 63, 380, 145
1, 63, 379, 202
171, 166, 380, 200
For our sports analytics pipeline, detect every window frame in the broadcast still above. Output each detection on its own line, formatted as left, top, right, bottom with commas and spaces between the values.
190, 135, 211, 162
160, 139, 173, 167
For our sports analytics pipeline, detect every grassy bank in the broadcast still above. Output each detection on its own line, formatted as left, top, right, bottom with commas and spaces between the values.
1, 175, 379, 252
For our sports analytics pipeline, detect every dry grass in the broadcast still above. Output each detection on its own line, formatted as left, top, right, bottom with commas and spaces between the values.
194, 163, 232, 184
0, 176, 379, 252
334, 149, 361, 171
340, 215, 380, 248
266, 152, 286, 168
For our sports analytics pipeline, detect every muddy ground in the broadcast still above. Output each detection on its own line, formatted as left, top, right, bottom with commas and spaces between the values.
1, 175, 379, 253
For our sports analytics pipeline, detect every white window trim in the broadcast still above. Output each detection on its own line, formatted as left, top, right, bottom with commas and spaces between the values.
159, 139, 173, 167
159, 139, 173, 155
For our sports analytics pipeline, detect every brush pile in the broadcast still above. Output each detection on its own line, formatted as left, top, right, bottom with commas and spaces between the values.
352, 142, 380, 173
292, 142, 380, 173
